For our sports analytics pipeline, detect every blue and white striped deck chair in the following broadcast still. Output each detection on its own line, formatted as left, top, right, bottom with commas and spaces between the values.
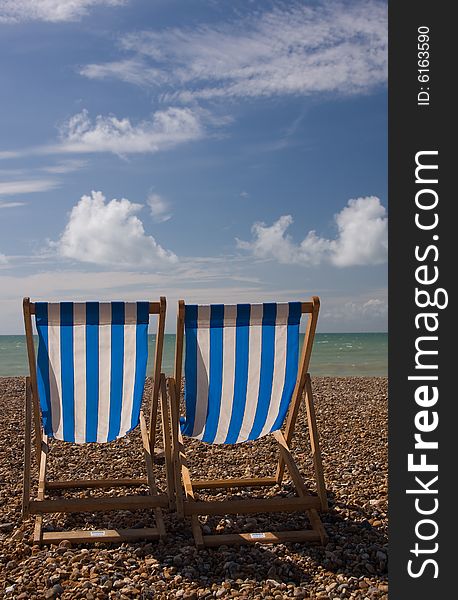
22, 297, 170, 545
169, 297, 328, 547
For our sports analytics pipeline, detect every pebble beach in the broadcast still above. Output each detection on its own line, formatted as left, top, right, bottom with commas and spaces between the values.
0, 376, 387, 599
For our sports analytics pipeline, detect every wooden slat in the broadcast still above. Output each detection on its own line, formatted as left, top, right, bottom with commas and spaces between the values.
273, 431, 307, 495
184, 496, 320, 516
192, 477, 277, 490
202, 529, 321, 547
29, 494, 169, 514
23, 298, 42, 465
174, 301, 185, 397
149, 297, 166, 451
22, 377, 32, 519
304, 375, 328, 512
140, 411, 166, 538
168, 377, 185, 517
33, 435, 48, 543
159, 375, 174, 506
47, 477, 147, 490
41, 528, 161, 544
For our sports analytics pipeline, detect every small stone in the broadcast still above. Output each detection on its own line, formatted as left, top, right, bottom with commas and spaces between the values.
58, 539, 72, 549
0, 522, 14, 533
216, 589, 226, 598
365, 563, 375, 574
376, 550, 387, 562
266, 580, 280, 588
372, 520, 382, 527
17, 594, 29, 600
6, 560, 17, 570
5, 586, 15, 595
173, 554, 184, 567
326, 583, 337, 593
45, 585, 64, 599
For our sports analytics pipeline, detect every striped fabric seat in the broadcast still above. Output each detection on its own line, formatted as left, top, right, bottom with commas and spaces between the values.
35, 302, 149, 444
182, 302, 302, 444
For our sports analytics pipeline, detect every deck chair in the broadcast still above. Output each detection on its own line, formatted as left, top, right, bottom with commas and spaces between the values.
168, 297, 328, 547
22, 297, 173, 545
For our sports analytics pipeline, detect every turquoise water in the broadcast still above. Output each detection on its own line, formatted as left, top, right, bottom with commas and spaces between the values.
0, 333, 387, 377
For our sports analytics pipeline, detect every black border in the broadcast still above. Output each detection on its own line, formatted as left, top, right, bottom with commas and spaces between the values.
389, 1, 453, 596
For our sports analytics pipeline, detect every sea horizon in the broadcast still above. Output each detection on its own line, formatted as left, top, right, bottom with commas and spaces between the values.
0, 332, 387, 377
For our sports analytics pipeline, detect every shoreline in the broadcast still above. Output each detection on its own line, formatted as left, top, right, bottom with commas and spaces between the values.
1, 376, 388, 599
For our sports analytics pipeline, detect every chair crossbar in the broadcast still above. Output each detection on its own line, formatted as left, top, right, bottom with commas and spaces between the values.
46, 477, 148, 490
201, 530, 322, 547
41, 528, 161, 544
192, 476, 277, 490
29, 494, 169, 514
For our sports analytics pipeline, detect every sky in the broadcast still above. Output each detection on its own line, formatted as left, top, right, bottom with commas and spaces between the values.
0, 0, 388, 333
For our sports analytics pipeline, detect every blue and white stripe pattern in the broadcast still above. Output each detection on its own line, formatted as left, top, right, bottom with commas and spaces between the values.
35, 302, 149, 444
182, 302, 302, 444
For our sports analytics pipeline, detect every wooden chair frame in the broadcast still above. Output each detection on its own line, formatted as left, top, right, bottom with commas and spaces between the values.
168, 297, 328, 547
22, 297, 172, 545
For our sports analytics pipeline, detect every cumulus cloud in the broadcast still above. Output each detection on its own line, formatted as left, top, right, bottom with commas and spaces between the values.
237, 196, 387, 267
81, 1, 387, 101
146, 193, 172, 223
0, 0, 126, 23
51, 190, 177, 267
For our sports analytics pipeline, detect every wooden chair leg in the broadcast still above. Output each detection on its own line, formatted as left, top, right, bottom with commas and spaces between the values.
33, 435, 48, 544
273, 430, 328, 545
22, 378, 32, 520
168, 378, 185, 518
140, 411, 166, 538
304, 375, 328, 512
159, 375, 175, 507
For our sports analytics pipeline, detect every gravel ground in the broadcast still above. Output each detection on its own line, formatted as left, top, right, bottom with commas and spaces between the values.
0, 376, 387, 599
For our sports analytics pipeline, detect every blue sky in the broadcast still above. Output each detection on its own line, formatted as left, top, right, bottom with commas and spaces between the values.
0, 0, 387, 333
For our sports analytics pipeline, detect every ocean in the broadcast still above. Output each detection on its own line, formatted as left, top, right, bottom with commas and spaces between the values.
0, 333, 387, 377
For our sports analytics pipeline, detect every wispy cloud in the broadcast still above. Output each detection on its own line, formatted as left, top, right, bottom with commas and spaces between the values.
42, 159, 87, 174
0, 107, 205, 159
0, 200, 27, 208
146, 192, 172, 223
237, 196, 388, 267
0, 179, 59, 195
81, 1, 387, 101
50, 190, 177, 267
0, 0, 126, 23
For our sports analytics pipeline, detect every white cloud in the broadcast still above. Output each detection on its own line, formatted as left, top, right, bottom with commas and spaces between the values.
0, 0, 126, 23
237, 196, 387, 267
146, 193, 172, 223
0, 179, 59, 195
51, 190, 177, 267
81, 59, 164, 87
0, 108, 204, 159
81, 1, 387, 101
0, 253, 7, 264
0, 201, 27, 208
42, 159, 87, 174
